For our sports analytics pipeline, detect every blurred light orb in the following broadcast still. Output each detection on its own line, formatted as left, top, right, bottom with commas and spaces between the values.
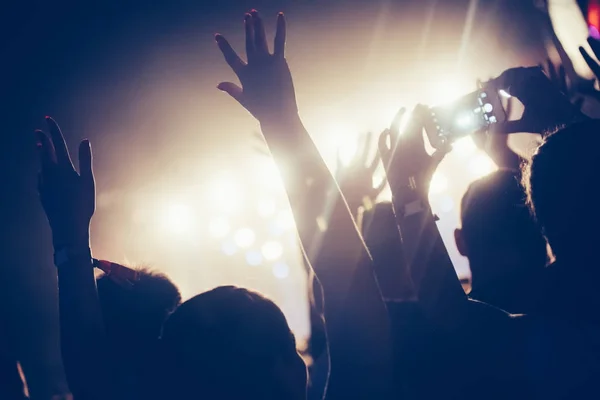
429, 172, 449, 195
221, 239, 238, 256
258, 198, 277, 218
163, 203, 193, 234
245, 250, 263, 266
211, 179, 240, 213
469, 153, 497, 178
261, 240, 284, 261
234, 228, 256, 248
439, 195, 455, 213
272, 261, 290, 279
276, 209, 296, 231
209, 216, 230, 239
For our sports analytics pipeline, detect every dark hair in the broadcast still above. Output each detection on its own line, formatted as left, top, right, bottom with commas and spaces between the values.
461, 169, 547, 269
524, 119, 600, 260
160, 286, 306, 399
97, 266, 181, 341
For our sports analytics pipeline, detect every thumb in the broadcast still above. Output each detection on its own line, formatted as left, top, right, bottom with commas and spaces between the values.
217, 82, 244, 105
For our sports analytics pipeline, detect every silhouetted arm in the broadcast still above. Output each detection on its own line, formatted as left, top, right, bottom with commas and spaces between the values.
379, 108, 467, 330
216, 11, 393, 399
36, 118, 121, 400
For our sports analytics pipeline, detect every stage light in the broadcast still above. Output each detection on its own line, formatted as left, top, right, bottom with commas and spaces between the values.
453, 136, 477, 156
258, 198, 277, 218
261, 240, 284, 261
210, 178, 240, 214
439, 195, 455, 213
209, 216, 230, 239
469, 153, 497, 178
221, 239, 238, 256
234, 228, 256, 248
429, 172, 448, 195
245, 250, 263, 266
163, 203, 193, 234
273, 261, 290, 279
275, 209, 296, 231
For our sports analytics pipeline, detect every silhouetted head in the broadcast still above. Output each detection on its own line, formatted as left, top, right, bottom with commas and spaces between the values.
524, 120, 600, 263
456, 169, 547, 294
97, 267, 181, 343
161, 285, 307, 400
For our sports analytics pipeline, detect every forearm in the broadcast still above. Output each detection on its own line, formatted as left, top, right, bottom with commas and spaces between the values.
260, 116, 393, 396
260, 116, 364, 303
57, 257, 116, 400
392, 197, 467, 327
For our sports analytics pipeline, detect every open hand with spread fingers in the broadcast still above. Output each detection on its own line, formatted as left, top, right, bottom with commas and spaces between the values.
379, 106, 448, 205
36, 117, 95, 249
215, 10, 298, 123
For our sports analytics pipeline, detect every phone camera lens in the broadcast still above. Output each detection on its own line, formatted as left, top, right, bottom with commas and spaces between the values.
483, 103, 493, 113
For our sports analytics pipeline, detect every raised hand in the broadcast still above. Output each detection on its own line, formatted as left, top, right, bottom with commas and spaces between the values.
36, 117, 95, 249
577, 37, 600, 103
336, 133, 386, 214
215, 10, 297, 122
492, 66, 585, 135
378, 106, 447, 205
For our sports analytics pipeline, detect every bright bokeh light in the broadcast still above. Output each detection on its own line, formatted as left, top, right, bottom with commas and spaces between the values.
245, 250, 263, 266
261, 240, 284, 261
498, 89, 512, 98
469, 153, 497, 178
257, 198, 277, 218
435, 81, 466, 104
234, 228, 256, 248
453, 136, 477, 156
163, 203, 193, 234
210, 178, 240, 213
209, 216, 230, 238
275, 209, 296, 231
439, 195, 455, 213
273, 262, 290, 279
221, 240, 238, 256
429, 172, 449, 195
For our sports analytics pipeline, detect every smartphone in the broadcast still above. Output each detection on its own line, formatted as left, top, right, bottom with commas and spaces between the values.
424, 82, 506, 149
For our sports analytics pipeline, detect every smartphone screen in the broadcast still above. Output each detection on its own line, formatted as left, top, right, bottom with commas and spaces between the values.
424, 86, 506, 149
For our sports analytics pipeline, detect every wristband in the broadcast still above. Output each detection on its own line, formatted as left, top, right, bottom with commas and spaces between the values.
400, 199, 426, 217
53, 246, 92, 268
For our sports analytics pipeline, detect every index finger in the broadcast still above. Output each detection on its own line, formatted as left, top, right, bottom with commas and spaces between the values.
274, 12, 286, 58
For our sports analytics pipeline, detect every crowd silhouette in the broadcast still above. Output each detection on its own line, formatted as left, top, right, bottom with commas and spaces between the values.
5, 4, 600, 399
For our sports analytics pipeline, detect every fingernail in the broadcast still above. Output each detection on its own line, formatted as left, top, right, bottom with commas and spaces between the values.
251, 9, 258, 16
44, 116, 51, 120
217, 83, 225, 91
244, 13, 251, 21
214, 33, 222, 41
278, 12, 284, 16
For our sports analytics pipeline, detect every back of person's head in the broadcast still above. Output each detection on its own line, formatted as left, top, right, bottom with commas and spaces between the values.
525, 119, 600, 262
457, 169, 548, 289
160, 285, 307, 400
97, 266, 181, 342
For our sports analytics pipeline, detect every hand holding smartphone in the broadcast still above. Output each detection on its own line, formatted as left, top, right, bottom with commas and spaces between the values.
424, 80, 507, 149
